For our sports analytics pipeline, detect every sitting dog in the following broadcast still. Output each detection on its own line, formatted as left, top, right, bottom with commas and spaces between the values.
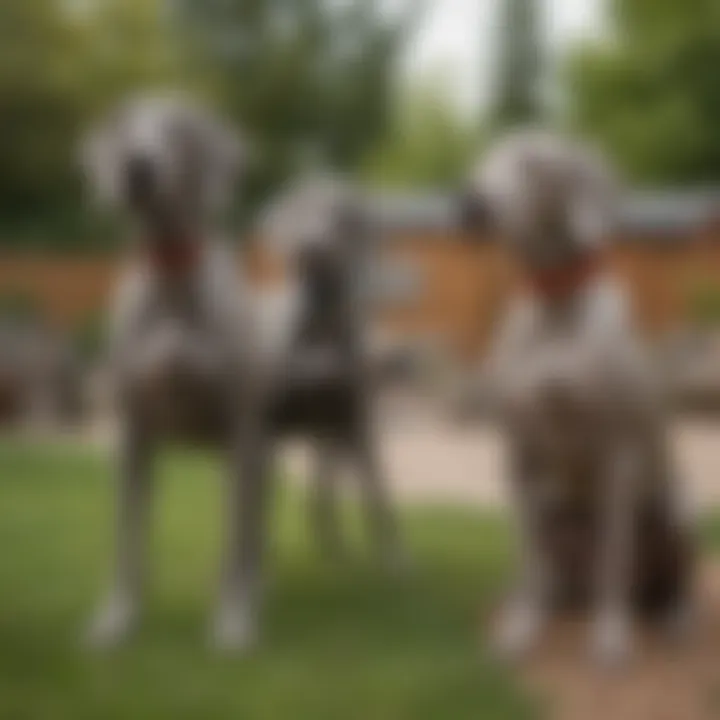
259, 175, 405, 565
81, 93, 277, 650
460, 131, 692, 666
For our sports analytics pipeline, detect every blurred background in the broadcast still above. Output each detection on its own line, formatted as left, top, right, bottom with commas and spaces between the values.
4, 0, 720, 396
2, 2, 720, 719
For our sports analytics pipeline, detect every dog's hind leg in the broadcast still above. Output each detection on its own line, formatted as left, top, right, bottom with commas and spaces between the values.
309, 441, 347, 561
649, 457, 696, 644
352, 427, 406, 573
86, 420, 153, 648
591, 441, 640, 667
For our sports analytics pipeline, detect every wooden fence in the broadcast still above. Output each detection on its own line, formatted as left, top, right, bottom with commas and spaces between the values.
2, 230, 720, 361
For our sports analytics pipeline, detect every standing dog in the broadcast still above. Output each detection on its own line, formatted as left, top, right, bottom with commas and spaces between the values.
460, 131, 692, 666
81, 94, 275, 650
259, 176, 405, 566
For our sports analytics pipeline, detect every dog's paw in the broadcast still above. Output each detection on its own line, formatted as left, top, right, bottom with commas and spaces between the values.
210, 606, 258, 653
84, 596, 136, 649
491, 602, 545, 661
590, 611, 633, 668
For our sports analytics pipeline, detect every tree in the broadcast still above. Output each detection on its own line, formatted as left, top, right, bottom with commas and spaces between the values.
171, 0, 414, 211
77, 0, 191, 111
0, 0, 186, 246
362, 71, 484, 189
0, 0, 415, 245
567, 0, 720, 184
0, 0, 90, 215
491, 0, 543, 130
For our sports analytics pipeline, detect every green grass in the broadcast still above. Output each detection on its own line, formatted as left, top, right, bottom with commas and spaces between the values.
0, 440, 534, 720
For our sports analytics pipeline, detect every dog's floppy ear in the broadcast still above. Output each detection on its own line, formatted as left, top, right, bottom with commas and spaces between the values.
79, 111, 123, 206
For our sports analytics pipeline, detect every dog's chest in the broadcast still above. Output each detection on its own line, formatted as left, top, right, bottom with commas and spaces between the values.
129, 284, 235, 442
525, 421, 604, 501
268, 305, 359, 438
137, 363, 232, 442
519, 324, 610, 500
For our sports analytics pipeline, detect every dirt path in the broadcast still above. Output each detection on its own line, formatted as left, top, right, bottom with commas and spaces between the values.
516, 563, 720, 720
288, 413, 720, 516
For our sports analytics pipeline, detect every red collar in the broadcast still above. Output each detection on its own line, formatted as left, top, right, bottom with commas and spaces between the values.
525, 252, 606, 301
146, 238, 202, 277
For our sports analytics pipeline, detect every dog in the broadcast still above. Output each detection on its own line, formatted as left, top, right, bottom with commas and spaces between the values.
258, 174, 405, 566
81, 93, 277, 651
460, 130, 692, 666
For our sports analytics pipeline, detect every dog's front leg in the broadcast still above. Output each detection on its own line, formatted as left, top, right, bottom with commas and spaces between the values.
86, 418, 152, 648
590, 441, 639, 667
493, 444, 550, 660
213, 411, 273, 652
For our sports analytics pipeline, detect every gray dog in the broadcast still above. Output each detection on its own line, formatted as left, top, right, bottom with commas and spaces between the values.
259, 175, 405, 566
461, 131, 692, 666
81, 93, 275, 650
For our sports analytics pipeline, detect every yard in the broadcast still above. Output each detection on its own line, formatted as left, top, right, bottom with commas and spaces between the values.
1, 438, 719, 720
0, 439, 531, 720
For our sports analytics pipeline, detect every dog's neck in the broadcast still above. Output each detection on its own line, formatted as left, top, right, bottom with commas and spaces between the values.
139, 226, 205, 279
523, 251, 606, 307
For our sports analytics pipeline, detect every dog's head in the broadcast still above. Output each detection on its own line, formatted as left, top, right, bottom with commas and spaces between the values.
460, 130, 618, 270
261, 175, 370, 305
81, 92, 245, 235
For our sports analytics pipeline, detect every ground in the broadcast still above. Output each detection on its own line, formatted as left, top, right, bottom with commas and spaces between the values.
0, 440, 530, 720
1, 421, 720, 720
522, 563, 720, 720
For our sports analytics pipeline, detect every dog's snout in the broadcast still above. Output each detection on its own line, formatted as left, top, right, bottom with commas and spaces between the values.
457, 189, 491, 236
125, 154, 156, 200
299, 245, 342, 303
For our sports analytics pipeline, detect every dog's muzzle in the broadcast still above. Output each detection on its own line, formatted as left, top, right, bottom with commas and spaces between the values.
125, 154, 156, 205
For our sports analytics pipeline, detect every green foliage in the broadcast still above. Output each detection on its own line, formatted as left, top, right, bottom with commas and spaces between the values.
491, 0, 543, 130
362, 72, 485, 189
0, 0, 414, 247
172, 0, 415, 214
686, 280, 720, 328
0, 0, 189, 250
566, 0, 720, 184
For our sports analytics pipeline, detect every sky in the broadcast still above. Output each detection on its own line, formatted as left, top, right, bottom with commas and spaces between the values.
399, 0, 606, 115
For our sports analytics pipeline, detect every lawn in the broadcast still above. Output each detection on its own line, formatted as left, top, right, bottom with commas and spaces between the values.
2, 440, 718, 720
0, 439, 533, 720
